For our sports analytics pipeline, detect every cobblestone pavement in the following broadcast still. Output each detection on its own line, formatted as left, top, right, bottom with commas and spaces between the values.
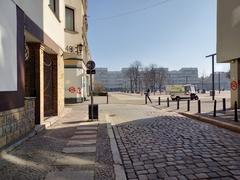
114, 112, 240, 180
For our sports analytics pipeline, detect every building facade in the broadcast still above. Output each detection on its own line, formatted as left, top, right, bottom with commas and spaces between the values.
95, 67, 199, 92
217, 0, 240, 108
167, 68, 199, 85
197, 72, 230, 91
0, 0, 89, 148
95, 68, 126, 91
64, 0, 90, 103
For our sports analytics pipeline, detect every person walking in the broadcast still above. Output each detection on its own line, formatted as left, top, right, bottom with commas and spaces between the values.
146, 88, 152, 104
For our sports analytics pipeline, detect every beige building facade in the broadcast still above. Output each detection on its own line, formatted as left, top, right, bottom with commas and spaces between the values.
217, 0, 240, 108
64, 0, 90, 103
0, 0, 90, 148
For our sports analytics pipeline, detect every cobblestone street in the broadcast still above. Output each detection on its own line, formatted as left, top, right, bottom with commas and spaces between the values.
114, 112, 240, 180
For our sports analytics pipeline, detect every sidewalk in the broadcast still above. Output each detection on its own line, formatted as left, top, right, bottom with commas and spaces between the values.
180, 109, 240, 134
0, 103, 115, 180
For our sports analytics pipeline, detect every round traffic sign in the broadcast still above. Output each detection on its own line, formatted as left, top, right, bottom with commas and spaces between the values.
86, 61, 95, 70
231, 81, 238, 91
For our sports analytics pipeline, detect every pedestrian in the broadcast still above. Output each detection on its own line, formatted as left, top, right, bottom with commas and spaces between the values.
146, 88, 152, 104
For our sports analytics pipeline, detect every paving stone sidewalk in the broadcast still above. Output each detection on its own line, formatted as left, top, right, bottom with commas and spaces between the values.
0, 103, 115, 180
115, 112, 240, 180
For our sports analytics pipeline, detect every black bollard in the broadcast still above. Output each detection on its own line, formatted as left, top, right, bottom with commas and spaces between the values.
107, 93, 109, 104
198, 100, 201, 114
158, 97, 161, 106
187, 100, 190, 111
177, 99, 180, 109
222, 98, 226, 111
167, 98, 170, 107
235, 101, 238, 122
213, 100, 217, 117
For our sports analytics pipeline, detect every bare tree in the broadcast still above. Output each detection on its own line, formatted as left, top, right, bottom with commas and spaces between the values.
156, 68, 167, 93
130, 61, 142, 92
226, 70, 230, 79
125, 67, 134, 93
149, 64, 157, 93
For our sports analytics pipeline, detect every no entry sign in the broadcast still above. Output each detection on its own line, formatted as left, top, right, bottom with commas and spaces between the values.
231, 81, 238, 91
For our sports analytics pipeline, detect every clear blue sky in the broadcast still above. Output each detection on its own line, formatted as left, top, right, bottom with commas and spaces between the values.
88, 0, 229, 76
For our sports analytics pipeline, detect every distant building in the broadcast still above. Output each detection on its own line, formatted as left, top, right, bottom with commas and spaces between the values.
95, 68, 126, 91
167, 68, 199, 85
197, 72, 230, 91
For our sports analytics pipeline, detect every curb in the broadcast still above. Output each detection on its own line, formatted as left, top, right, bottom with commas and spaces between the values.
106, 123, 127, 180
179, 112, 240, 134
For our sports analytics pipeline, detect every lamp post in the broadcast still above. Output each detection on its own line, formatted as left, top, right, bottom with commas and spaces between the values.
206, 53, 216, 100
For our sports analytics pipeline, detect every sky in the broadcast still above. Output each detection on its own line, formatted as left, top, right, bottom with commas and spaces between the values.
88, 0, 229, 76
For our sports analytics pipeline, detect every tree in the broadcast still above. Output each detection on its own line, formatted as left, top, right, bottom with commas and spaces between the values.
130, 61, 142, 92
226, 70, 230, 79
125, 67, 135, 93
94, 81, 106, 93
156, 68, 167, 93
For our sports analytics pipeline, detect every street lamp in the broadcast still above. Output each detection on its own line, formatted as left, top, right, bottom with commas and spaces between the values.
206, 53, 216, 100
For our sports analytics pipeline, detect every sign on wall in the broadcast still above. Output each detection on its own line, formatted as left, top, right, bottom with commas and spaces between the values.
0, 1, 17, 91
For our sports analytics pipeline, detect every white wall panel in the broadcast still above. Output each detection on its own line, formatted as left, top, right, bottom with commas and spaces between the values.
0, 0, 17, 91
217, 0, 240, 63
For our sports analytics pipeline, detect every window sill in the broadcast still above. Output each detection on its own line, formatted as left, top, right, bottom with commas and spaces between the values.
65, 29, 79, 34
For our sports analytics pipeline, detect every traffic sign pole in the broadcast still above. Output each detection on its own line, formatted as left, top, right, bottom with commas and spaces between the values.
86, 60, 96, 121
90, 72, 93, 121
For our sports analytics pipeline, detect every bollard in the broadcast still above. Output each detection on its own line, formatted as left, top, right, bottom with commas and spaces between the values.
167, 98, 170, 107
213, 100, 217, 117
235, 101, 238, 122
187, 100, 190, 111
198, 100, 201, 114
158, 97, 161, 106
107, 93, 109, 104
222, 98, 226, 111
177, 99, 180, 109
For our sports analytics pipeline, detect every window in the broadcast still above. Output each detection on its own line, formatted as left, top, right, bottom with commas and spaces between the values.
49, 0, 56, 13
65, 7, 75, 31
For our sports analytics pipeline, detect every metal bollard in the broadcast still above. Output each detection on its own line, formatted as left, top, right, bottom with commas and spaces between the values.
213, 100, 217, 117
222, 98, 226, 111
177, 99, 180, 109
107, 93, 109, 104
167, 98, 170, 107
187, 100, 190, 111
198, 100, 201, 114
158, 97, 161, 106
235, 101, 238, 122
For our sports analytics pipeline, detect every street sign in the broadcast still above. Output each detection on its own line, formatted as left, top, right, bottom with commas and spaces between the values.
87, 69, 96, 74
86, 60, 95, 70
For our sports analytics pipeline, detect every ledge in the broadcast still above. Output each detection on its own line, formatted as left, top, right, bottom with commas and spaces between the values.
24, 97, 36, 100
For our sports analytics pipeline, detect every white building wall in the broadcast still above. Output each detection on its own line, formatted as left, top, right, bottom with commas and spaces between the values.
43, 0, 65, 50
65, 68, 83, 99
15, 0, 65, 50
15, 0, 43, 29
0, 0, 17, 91
217, 0, 240, 63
